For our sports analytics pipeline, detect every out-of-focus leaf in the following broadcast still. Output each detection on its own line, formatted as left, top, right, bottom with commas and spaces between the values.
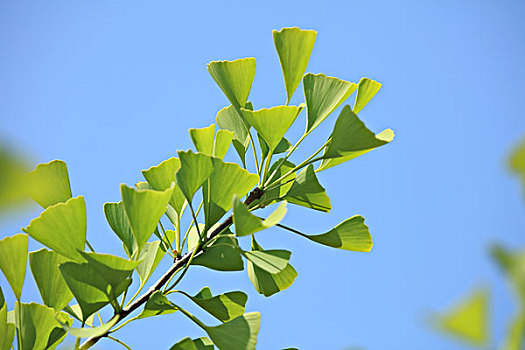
15, 302, 72, 350
501, 313, 525, 350
190, 125, 216, 156
22, 196, 86, 261
28, 249, 73, 311
242, 106, 302, 152
202, 312, 260, 350
184, 287, 247, 322
207, 58, 256, 110
121, 184, 174, 251
247, 237, 297, 297
0, 234, 27, 300
353, 77, 382, 114
491, 245, 525, 303
284, 165, 331, 212
170, 337, 214, 350
137, 241, 165, 288
138, 291, 178, 319
509, 137, 525, 191
242, 249, 290, 274
0, 146, 29, 212
203, 158, 258, 231
176, 150, 214, 202
214, 130, 234, 160
25, 160, 72, 208
303, 73, 357, 133
104, 201, 137, 257
142, 157, 186, 215
318, 106, 394, 171
192, 235, 244, 271
0, 287, 15, 350
257, 134, 292, 160
305, 216, 372, 252
273, 27, 317, 104
233, 195, 287, 236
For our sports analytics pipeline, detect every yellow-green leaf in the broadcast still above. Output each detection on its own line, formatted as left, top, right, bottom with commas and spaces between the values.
136, 241, 165, 288
176, 150, 214, 203
306, 216, 372, 252
0, 287, 15, 350
0, 234, 27, 300
25, 160, 72, 208
137, 290, 178, 319
203, 312, 260, 350
170, 337, 213, 350
233, 195, 287, 236
190, 125, 216, 156
183, 287, 247, 322
192, 235, 244, 272
214, 129, 234, 160
353, 77, 382, 114
216, 105, 251, 165
104, 201, 137, 257
284, 165, 331, 212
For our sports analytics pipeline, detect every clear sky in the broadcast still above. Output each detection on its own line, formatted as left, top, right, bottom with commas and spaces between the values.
1, 0, 524, 349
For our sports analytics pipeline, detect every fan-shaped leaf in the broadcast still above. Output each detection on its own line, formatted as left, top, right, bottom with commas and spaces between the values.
257, 134, 292, 160
0, 234, 27, 300
176, 150, 214, 203
216, 105, 251, 165
261, 159, 296, 205
104, 201, 137, 257
203, 312, 260, 350
214, 130, 234, 160
233, 195, 287, 236
60, 316, 118, 338
192, 235, 244, 271
353, 77, 382, 114
242, 249, 290, 274
138, 291, 178, 319
284, 165, 331, 212
306, 216, 372, 252
25, 160, 72, 208
0, 287, 15, 350
190, 125, 216, 156
136, 241, 165, 288
184, 287, 247, 322
170, 337, 214, 350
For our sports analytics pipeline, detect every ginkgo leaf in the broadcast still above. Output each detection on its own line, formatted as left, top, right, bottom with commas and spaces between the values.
104, 201, 137, 257
491, 245, 525, 303
303, 73, 357, 133
203, 312, 260, 350
318, 106, 394, 171
176, 150, 214, 203
260, 159, 296, 205
190, 125, 216, 156
247, 237, 297, 297
121, 184, 174, 251
305, 216, 373, 252
233, 195, 287, 236
207, 58, 256, 110
29, 249, 73, 311
216, 105, 251, 165
0, 287, 15, 350
136, 241, 165, 288
142, 157, 186, 215
284, 165, 331, 212
138, 291, 178, 319
214, 129, 234, 160
203, 158, 259, 231
273, 27, 317, 104
170, 337, 214, 350
60, 316, 118, 339
509, 137, 525, 191
25, 160, 72, 208
181, 287, 247, 322
257, 134, 292, 161
0, 234, 28, 300
242, 249, 291, 274
63, 304, 95, 327
242, 106, 302, 152
353, 77, 382, 114
23, 196, 87, 261
192, 235, 244, 271
78, 252, 139, 290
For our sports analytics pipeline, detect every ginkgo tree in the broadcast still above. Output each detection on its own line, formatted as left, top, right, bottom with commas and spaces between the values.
0, 27, 394, 349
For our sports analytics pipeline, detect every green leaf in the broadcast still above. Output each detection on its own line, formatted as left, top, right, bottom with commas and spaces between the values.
207, 58, 256, 110
432, 289, 489, 346
176, 150, 214, 203
0, 234, 27, 300
63, 304, 95, 327
15, 302, 71, 350
303, 73, 357, 133
28, 249, 73, 311
171, 337, 214, 350
0, 287, 15, 350
284, 165, 331, 212
142, 157, 186, 215
491, 245, 525, 303
353, 77, 382, 114
104, 201, 137, 257
60, 316, 118, 339
318, 106, 394, 171
233, 195, 287, 236
242, 249, 290, 274
185, 287, 247, 322
190, 125, 216, 156
25, 160, 72, 208
138, 290, 178, 319
214, 129, 234, 160
78, 251, 139, 290
306, 216, 373, 252
192, 235, 244, 271
121, 184, 174, 251
136, 241, 165, 288
242, 106, 302, 152
216, 105, 251, 165
22, 196, 86, 261
273, 27, 317, 104
501, 313, 525, 350
257, 134, 292, 160
203, 158, 259, 231
260, 159, 296, 205
202, 312, 260, 350
247, 237, 297, 297
509, 137, 525, 191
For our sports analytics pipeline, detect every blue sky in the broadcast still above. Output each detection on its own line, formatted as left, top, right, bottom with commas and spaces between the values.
1, 0, 525, 349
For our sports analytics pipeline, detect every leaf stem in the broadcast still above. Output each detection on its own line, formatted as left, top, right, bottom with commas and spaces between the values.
107, 335, 133, 350
85, 240, 95, 252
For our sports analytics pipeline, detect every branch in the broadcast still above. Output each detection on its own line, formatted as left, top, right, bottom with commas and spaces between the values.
79, 187, 264, 349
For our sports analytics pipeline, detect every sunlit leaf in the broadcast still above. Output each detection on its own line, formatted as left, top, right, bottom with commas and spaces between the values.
260, 159, 296, 205
353, 77, 382, 114
121, 184, 174, 251
273, 27, 317, 104
0, 287, 15, 350
63, 304, 95, 327
170, 337, 214, 350
233, 195, 287, 236
207, 58, 256, 110
284, 165, 331, 212
25, 160, 72, 208
192, 235, 244, 271
202, 312, 260, 350
306, 216, 372, 252
59, 316, 118, 339
104, 201, 137, 257
183, 287, 247, 322
214, 129, 234, 160
304, 73, 357, 133
137, 291, 178, 319
137, 241, 165, 288
190, 125, 216, 156
242, 249, 290, 274
0, 234, 27, 300
28, 249, 73, 311
176, 150, 214, 203
216, 105, 251, 165
242, 106, 302, 152
23, 196, 86, 261
257, 134, 292, 160
247, 237, 297, 297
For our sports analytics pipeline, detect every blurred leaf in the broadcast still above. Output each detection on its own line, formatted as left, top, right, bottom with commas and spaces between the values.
247, 237, 297, 297
25, 160, 72, 208
501, 313, 525, 350
121, 184, 174, 251
104, 201, 137, 257
233, 195, 287, 236
216, 105, 251, 165
242, 249, 290, 274
242, 106, 302, 152
319, 106, 394, 171
353, 77, 382, 114
59, 316, 118, 339
207, 58, 256, 110
28, 249, 73, 311
0, 234, 28, 300
257, 134, 292, 160
306, 216, 373, 252
22, 196, 86, 261
203, 158, 259, 231
15, 302, 71, 350
142, 157, 186, 215
509, 137, 525, 191
190, 125, 216, 156
170, 337, 214, 350
202, 312, 260, 350
491, 245, 525, 303
138, 291, 178, 319
0, 287, 15, 350
192, 235, 244, 271
137, 241, 165, 288
176, 150, 214, 203
0, 146, 29, 212
304, 73, 357, 133
273, 27, 317, 104
284, 165, 331, 212
184, 287, 247, 322
214, 130, 234, 160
